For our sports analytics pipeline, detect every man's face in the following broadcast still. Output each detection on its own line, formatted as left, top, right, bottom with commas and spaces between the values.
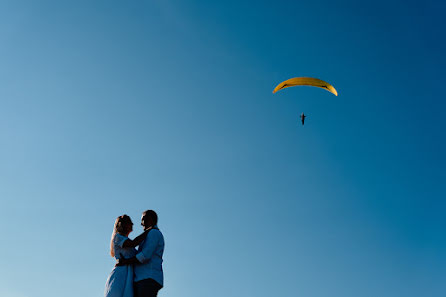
141, 214, 152, 229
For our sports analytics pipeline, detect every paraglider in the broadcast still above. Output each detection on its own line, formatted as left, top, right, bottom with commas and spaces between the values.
273, 77, 337, 125
273, 77, 338, 96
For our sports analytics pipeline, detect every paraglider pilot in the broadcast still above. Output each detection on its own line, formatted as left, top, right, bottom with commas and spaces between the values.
300, 112, 306, 125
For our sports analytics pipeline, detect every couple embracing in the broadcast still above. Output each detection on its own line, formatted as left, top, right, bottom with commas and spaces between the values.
105, 210, 165, 297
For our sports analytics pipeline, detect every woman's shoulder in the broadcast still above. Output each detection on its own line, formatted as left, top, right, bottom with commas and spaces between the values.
113, 233, 128, 240
113, 233, 129, 246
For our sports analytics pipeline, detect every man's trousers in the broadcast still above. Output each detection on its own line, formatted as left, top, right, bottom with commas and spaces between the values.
134, 278, 162, 297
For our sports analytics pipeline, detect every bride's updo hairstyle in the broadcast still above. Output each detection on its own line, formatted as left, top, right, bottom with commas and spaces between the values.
115, 215, 131, 234
110, 214, 131, 257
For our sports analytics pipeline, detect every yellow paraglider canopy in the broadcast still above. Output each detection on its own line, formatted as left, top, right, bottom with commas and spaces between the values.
273, 77, 338, 96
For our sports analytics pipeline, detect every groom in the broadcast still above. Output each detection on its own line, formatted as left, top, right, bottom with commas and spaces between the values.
117, 210, 165, 297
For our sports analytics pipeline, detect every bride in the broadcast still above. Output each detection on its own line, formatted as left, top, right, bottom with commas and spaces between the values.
104, 215, 149, 297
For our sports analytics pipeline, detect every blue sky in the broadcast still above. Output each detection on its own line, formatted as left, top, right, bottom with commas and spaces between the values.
0, 0, 445, 296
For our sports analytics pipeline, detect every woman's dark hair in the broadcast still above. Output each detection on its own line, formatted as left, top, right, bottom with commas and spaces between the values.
114, 214, 132, 234
143, 210, 158, 226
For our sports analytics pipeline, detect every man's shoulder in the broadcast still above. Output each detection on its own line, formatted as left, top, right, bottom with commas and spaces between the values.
149, 228, 163, 237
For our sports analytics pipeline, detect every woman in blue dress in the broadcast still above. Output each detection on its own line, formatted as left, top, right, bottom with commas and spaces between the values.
104, 215, 149, 297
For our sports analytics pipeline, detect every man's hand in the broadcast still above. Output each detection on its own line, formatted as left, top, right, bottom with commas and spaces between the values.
115, 253, 127, 267
115, 254, 139, 266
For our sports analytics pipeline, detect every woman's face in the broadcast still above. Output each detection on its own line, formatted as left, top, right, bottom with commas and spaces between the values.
123, 219, 133, 235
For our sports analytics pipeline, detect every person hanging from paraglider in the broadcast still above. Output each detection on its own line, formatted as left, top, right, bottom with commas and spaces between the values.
272, 77, 338, 126
300, 112, 306, 126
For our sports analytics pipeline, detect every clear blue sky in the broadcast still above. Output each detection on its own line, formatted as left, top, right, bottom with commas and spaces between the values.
0, 1, 445, 296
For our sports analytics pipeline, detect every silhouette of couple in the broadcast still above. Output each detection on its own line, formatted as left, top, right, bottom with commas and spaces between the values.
104, 210, 164, 297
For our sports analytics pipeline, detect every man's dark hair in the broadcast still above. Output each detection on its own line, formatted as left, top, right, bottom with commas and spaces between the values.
143, 209, 158, 226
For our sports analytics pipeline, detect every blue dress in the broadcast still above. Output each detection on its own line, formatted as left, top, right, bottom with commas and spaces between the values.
104, 234, 137, 297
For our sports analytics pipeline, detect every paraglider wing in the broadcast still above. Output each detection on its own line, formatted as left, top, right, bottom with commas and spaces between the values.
273, 77, 338, 96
